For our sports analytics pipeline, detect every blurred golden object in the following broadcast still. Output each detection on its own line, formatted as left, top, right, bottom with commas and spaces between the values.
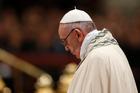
57, 63, 77, 93
35, 74, 55, 93
3, 87, 11, 93
0, 77, 5, 91
0, 48, 48, 78
0, 76, 11, 93
0, 48, 55, 92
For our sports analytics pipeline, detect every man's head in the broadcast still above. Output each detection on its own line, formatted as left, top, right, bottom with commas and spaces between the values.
58, 9, 96, 59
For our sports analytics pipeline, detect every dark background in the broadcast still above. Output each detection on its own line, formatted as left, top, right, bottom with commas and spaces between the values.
0, 0, 140, 93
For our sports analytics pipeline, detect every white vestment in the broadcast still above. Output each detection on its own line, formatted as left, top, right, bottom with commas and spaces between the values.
67, 29, 138, 93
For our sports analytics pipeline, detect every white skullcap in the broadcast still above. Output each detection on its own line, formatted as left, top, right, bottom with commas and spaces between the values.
60, 9, 93, 23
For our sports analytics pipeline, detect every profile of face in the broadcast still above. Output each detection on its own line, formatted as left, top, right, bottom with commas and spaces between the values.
58, 24, 84, 59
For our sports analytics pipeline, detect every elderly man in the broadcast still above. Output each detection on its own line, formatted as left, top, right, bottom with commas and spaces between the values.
58, 9, 138, 93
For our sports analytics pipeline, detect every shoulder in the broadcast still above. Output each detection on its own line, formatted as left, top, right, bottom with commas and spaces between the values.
81, 46, 111, 76
88, 45, 121, 59
87, 46, 109, 61
84, 45, 117, 67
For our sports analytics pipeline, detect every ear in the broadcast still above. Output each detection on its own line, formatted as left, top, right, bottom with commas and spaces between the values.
75, 29, 84, 42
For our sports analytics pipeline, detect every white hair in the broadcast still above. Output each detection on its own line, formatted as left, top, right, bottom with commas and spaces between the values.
60, 21, 96, 33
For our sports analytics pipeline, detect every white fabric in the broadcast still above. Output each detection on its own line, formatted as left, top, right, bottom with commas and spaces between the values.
67, 29, 138, 93
80, 28, 117, 61
80, 29, 101, 61
60, 9, 93, 23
